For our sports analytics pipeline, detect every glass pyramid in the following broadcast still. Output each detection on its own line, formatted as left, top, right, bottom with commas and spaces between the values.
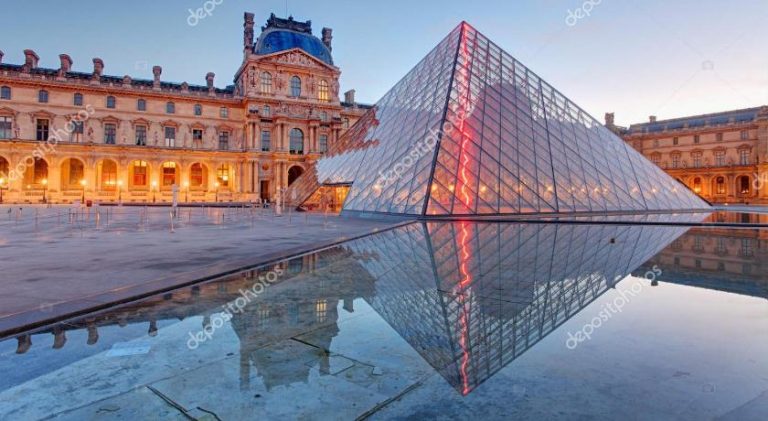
289, 22, 710, 216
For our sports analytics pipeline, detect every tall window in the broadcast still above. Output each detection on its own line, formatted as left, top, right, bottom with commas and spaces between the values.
672, 137, 679, 146
289, 128, 304, 155
38, 90, 49, 103
650, 153, 661, 166
715, 176, 726, 195
106, 96, 116, 109
692, 177, 702, 193
68, 160, 84, 186
194, 104, 202, 116
36, 119, 49, 141
261, 130, 271, 151
216, 165, 230, 187
71, 93, 83, 106
137, 99, 146, 111
692, 152, 702, 168
260, 72, 272, 94
741, 238, 754, 257
262, 105, 271, 117
162, 162, 177, 186
166, 102, 175, 114
0, 117, 11, 139
320, 111, 328, 122
0, 86, 10, 100
738, 176, 750, 195
218, 131, 229, 150
714, 150, 725, 166
135, 125, 147, 146
740, 149, 750, 165
290, 76, 301, 97
219, 107, 229, 118
0, 157, 7, 177
192, 129, 203, 146
101, 160, 117, 189
132, 161, 148, 186
671, 154, 680, 169
190, 163, 204, 187
164, 126, 176, 147
318, 80, 330, 102
694, 135, 700, 144
741, 130, 749, 140
318, 134, 328, 153
104, 123, 116, 144
33, 159, 48, 184
71, 121, 84, 142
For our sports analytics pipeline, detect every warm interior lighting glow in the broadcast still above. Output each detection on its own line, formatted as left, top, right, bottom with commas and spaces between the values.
41, 179, 48, 186
79, 179, 86, 187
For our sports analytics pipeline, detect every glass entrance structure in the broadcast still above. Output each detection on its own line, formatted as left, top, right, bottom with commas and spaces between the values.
288, 22, 709, 217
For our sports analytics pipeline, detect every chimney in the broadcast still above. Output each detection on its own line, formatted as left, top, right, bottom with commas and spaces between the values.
152, 65, 162, 89
23, 49, 39, 72
206, 72, 215, 90
243, 12, 255, 51
322, 27, 333, 51
649, 115, 657, 123
604, 112, 615, 127
58, 54, 72, 76
344, 89, 356, 105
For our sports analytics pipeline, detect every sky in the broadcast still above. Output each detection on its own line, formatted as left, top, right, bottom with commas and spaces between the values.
1, 0, 766, 126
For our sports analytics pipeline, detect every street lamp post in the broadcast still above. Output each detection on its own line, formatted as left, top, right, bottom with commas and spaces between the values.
80, 179, 86, 203
41, 179, 48, 204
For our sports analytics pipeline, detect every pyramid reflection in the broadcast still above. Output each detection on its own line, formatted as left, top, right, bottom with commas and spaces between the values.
343, 222, 688, 394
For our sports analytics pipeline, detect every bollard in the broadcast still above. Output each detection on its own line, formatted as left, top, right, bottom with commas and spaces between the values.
170, 211, 175, 233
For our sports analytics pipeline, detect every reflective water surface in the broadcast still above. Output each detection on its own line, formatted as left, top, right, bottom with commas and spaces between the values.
1, 221, 767, 420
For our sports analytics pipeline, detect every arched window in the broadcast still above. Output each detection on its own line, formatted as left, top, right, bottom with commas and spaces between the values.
38, 90, 49, 103
190, 163, 206, 188
106, 96, 116, 109
692, 177, 702, 194
162, 162, 177, 187
27, 158, 48, 184
0, 86, 10, 100
73, 93, 83, 106
715, 176, 726, 195
131, 160, 148, 187
62, 159, 84, 187
289, 128, 304, 155
290, 76, 301, 97
194, 104, 202, 116
288, 166, 304, 186
318, 134, 328, 153
216, 164, 230, 187
166, 102, 175, 114
318, 80, 329, 102
0, 157, 8, 178
260, 72, 272, 94
137, 99, 146, 111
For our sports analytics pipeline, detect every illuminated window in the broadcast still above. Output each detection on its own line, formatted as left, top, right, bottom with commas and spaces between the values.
290, 76, 301, 97
715, 176, 726, 195
132, 161, 148, 186
33, 158, 48, 184
260, 72, 272, 94
216, 165, 230, 187
315, 299, 327, 323
101, 160, 117, 189
162, 162, 177, 186
190, 163, 204, 187
692, 177, 702, 193
68, 160, 84, 186
738, 176, 750, 195
318, 80, 329, 102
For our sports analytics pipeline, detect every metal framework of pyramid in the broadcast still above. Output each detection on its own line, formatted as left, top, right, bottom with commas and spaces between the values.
289, 22, 710, 216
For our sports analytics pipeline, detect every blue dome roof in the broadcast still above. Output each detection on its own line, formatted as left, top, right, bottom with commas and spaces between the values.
254, 29, 334, 65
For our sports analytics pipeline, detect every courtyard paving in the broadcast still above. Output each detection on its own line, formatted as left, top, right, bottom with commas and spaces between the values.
0, 204, 400, 337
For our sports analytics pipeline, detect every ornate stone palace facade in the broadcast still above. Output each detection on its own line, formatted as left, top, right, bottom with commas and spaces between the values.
0, 13, 368, 204
609, 106, 768, 204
